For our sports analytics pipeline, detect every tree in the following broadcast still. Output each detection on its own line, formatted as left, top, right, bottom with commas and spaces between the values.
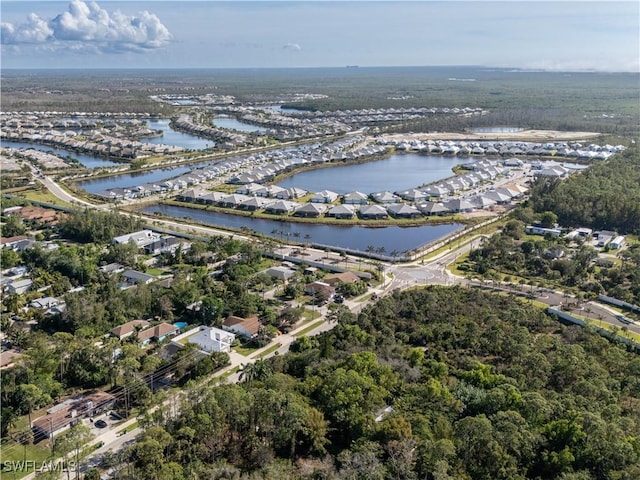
53, 423, 93, 480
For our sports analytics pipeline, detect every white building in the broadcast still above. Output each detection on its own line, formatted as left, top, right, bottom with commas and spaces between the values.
188, 326, 235, 353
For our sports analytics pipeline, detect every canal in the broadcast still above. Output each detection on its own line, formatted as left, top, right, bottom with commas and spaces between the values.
142, 204, 463, 253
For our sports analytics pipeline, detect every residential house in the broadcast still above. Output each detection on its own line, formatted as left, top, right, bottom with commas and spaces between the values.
418, 202, 450, 216
305, 281, 335, 300
342, 191, 369, 205
137, 322, 178, 345
265, 266, 297, 282
294, 203, 327, 218
310, 190, 339, 203
6, 278, 33, 295
122, 269, 155, 286
110, 320, 150, 340
386, 203, 422, 219
525, 225, 562, 237
359, 204, 388, 220
327, 204, 356, 219
32, 391, 116, 439
222, 315, 261, 339
264, 200, 297, 215
610, 236, 625, 250
323, 271, 361, 286
443, 198, 474, 213
112, 230, 160, 248
371, 191, 400, 204
99, 263, 125, 275
187, 326, 235, 353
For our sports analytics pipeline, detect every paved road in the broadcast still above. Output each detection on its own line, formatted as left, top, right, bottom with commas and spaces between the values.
21, 166, 638, 479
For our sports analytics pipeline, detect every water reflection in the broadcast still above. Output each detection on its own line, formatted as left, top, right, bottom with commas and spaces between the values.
142, 203, 463, 252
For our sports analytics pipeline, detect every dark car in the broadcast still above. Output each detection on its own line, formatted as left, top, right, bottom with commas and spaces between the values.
334, 295, 344, 304
95, 419, 108, 428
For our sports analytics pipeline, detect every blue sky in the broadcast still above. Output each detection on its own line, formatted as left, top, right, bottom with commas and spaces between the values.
1, 1, 638, 71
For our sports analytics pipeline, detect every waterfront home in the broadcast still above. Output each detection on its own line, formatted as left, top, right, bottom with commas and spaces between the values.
222, 315, 261, 338
386, 203, 422, 219
200, 191, 227, 205
418, 202, 451, 216
359, 204, 388, 220
265, 200, 298, 215
294, 203, 327, 218
342, 191, 369, 205
238, 197, 272, 211
327, 204, 356, 219
235, 183, 263, 195
484, 190, 512, 205
218, 194, 251, 208
186, 326, 235, 353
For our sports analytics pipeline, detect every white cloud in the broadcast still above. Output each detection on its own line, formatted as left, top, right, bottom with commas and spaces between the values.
283, 43, 302, 51
1, 0, 172, 53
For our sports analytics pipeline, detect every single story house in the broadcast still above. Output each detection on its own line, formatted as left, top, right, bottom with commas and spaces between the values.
323, 271, 361, 286
265, 266, 297, 281
6, 278, 33, 295
327, 204, 356, 219
110, 319, 150, 340
386, 203, 422, 219
359, 204, 388, 220
525, 225, 562, 237
222, 315, 261, 339
265, 200, 298, 215
310, 190, 339, 203
122, 269, 155, 286
32, 391, 116, 439
294, 203, 327, 218
342, 191, 369, 205
137, 322, 179, 346
305, 281, 335, 299
371, 191, 400, 204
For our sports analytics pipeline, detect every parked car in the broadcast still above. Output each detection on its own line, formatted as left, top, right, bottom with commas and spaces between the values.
95, 419, 108, 428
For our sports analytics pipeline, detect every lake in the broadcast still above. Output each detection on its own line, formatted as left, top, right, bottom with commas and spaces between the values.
211, 117, 268, 133
0, 140, 121, 169
142, 119, 214, 150
141, 203, 463, 253
78, 165, 193, 194
276, 153, 473, 193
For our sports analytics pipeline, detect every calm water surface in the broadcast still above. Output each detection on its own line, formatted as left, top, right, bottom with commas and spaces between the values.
142, 119, 214, 150
212, 117, 268, 133
1, 141, 121, 168
78, 166, 192, 193
277, 154, 473, 193
142, 204, 463, 252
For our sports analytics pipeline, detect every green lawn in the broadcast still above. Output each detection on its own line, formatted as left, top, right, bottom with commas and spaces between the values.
0, 440, 53, 479
294, 320, 325, 337
253, 343, 282, 359
234, 345, 259, 357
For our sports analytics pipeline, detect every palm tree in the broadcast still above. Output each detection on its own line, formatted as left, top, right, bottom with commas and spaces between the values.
239, 359, 272, 384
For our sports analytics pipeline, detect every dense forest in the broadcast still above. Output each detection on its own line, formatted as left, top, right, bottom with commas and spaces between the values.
529, 147, 640, 234
109, 287, 640, 480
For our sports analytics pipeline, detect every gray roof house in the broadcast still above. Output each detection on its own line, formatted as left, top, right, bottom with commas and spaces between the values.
265, 266, 297, 281
386, 203, 422, 218
311, 190, 339, 203
418, 202, 450, 216
342, 191, 369, 205
443, 198, 474, 213
122, 269, 155, 286
294, 203, 327, 218
359, 204, 389, 220
265, 200, 298, 215
395, 188, 427, 202
371, 191, 400, 204
327, 204, 356, 219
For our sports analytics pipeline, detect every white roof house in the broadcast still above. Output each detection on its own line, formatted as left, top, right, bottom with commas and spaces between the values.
188, 326, 235, 353
112, 230, 160, 248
